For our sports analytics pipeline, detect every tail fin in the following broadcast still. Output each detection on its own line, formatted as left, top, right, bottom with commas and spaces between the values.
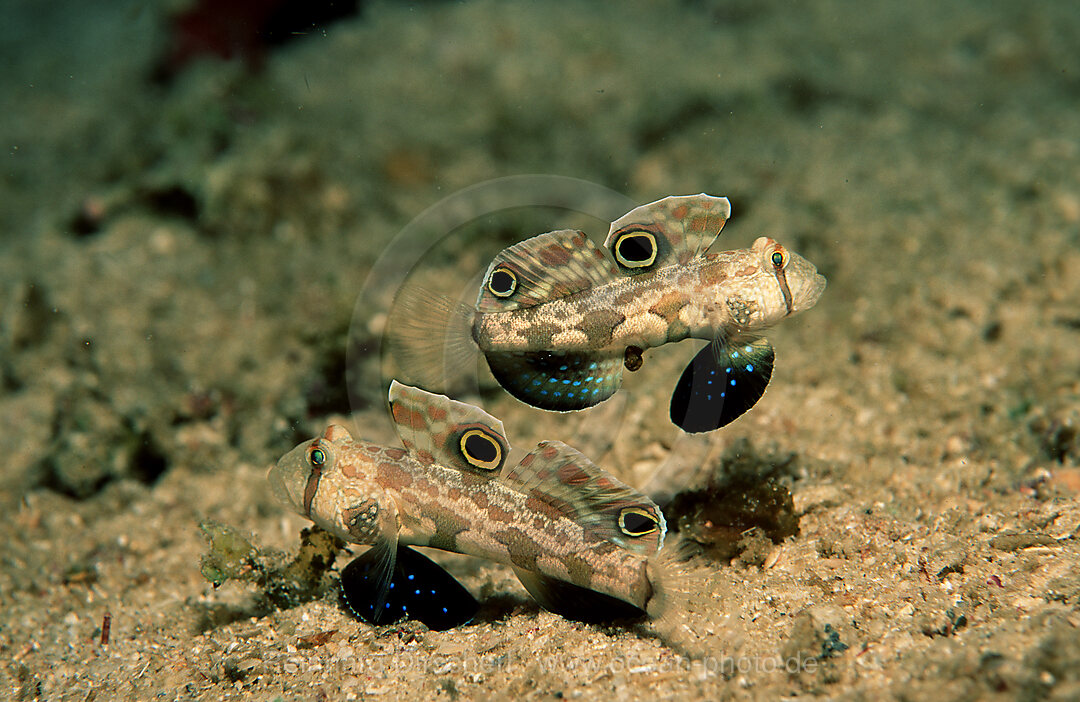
384, 285, 479, 393
644, 538, 722, 659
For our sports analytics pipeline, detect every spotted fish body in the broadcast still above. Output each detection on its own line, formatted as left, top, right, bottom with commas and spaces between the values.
462, 194, 826, 432
269, 382, 669, 628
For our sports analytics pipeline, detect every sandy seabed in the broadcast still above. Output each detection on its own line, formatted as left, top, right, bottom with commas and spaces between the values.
1, 0, 1078, 699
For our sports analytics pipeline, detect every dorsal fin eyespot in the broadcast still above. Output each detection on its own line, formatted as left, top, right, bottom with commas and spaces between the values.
487, 267, 517, 297
503, 440, 666, 557
476, 229, 619, 313
612, 229, 659, 269
618, 507, 661, 537
458, 427, 505, 471
604, 194, 731, 275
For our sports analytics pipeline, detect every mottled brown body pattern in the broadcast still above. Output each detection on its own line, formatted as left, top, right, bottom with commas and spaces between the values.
474, 252, 759, 352
390, 194, 825, 428
314, 437, 650, 607
269, 384, 666, 613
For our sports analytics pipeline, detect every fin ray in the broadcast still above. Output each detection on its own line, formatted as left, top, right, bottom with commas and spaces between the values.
340, 536, 397, 617
385, 285, 478, 393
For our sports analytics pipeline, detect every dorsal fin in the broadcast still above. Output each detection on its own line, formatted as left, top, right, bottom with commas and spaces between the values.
387, 381, 510, 476
604, 194, 731, 275
476, 229, 620, 313
501, 440, 665, 556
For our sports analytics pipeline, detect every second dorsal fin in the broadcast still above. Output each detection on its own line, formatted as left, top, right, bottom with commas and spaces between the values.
476, 229, 620, 313
500, 440, 666, 557
387, 381, 510, 476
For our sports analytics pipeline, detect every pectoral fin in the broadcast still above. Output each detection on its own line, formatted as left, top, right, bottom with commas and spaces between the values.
340, 545, 478, 631
669, 338, 775, 433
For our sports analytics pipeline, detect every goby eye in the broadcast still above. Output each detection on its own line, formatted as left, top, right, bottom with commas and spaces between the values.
302, 443, 327, 518
770, 247, 788, 269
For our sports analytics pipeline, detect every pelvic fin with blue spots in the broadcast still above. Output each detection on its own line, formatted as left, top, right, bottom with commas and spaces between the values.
340, 544, 478, 631
669, 338, 775, 433
483, 350, 624, 411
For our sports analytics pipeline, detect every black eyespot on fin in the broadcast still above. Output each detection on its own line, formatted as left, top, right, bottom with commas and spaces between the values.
487, 267, 517, 297
612, 229, 658, 269
459, 428, 503, 471
618, 507, 659, 537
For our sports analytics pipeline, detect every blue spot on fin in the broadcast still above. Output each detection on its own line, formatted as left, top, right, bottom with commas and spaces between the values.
340, 545, 478, 631
484, 350, 623, 411
669, 338, 774, 433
